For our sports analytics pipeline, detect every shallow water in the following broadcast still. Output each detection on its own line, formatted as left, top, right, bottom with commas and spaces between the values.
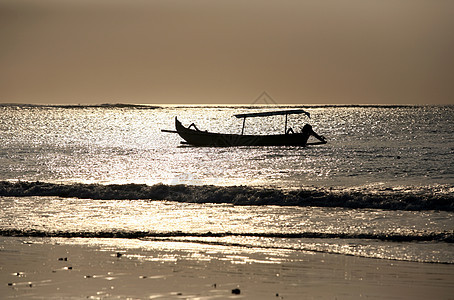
1, 196, 452, 263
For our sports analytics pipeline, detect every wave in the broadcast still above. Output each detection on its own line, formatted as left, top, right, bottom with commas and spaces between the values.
1, 229, 452, 243
1, 181, 453, 211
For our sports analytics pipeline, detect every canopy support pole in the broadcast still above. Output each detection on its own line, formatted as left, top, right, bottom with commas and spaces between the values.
241, 117, 246, 135
284, 114, 288, 134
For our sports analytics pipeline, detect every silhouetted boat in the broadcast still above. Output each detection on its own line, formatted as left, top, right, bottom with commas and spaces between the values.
162, 109, 327, 147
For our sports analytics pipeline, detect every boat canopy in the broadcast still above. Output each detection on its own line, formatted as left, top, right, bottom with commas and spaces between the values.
234, 109, 311, 135
234, 109, 310, 119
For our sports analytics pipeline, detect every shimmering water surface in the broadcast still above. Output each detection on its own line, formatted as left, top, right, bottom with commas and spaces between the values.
1, 104, 453, 263
2, 104, 453, 187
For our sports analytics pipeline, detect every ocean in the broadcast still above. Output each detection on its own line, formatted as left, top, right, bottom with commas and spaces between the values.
0, 104, 453, 264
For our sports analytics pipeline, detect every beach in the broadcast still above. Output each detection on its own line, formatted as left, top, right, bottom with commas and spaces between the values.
1, 236, 453, 299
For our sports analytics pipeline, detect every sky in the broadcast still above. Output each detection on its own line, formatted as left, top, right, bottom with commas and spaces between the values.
1, 0, 453, 105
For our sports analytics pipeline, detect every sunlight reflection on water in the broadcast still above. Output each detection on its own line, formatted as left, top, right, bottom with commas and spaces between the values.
2, 197, 452, 235
1, 105, 453, 188
1, 196, 453, 263
1, 105, 453, 264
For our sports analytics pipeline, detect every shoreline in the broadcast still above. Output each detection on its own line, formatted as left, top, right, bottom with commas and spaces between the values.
1, 237, 453, 299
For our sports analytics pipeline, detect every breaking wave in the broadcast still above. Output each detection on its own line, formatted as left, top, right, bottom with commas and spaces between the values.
1, 229, 452, 243
1, 181, 453, 211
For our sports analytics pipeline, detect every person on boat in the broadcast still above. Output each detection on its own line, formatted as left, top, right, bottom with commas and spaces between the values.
188, 123, 200, 131
286, 127, 294, 134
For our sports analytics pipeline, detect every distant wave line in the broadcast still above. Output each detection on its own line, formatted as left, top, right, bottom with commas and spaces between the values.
1, 103, 452, 109
0, 103, 160, 109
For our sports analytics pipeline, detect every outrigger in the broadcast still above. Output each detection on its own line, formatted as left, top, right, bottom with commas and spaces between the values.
161, 109, 327, 147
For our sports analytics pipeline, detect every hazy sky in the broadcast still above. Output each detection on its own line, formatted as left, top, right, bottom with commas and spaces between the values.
1, 0, 453, 105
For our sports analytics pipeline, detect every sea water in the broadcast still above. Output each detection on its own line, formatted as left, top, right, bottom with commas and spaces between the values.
0, 104, 453, 263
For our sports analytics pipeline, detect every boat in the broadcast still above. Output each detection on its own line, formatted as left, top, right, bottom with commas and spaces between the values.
162, 109, 327, 147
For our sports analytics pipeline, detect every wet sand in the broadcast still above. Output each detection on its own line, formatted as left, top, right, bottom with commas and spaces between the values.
1, 236, 453, 299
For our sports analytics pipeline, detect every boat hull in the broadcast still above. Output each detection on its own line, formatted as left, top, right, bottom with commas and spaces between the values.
175, 118, 325, 147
